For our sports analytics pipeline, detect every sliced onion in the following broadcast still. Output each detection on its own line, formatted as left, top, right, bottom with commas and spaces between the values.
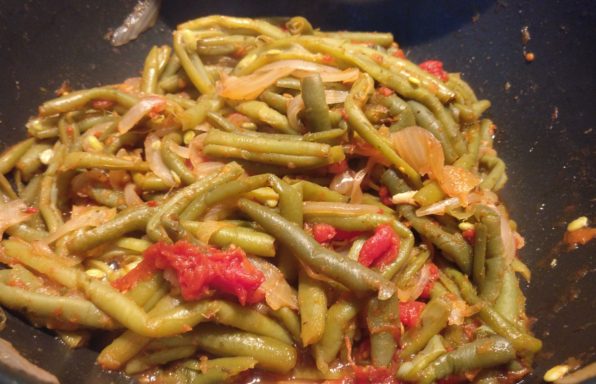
193, 162, 226, 177
250, 257, 298, 311
71, 170, 107, 197
415, 197, 460, 217
350, 158, 375, 204
144, 133, 176, 186
189, 133, 208, 170
392, 126, 479, 202
447, 296, 475, 326
168, 142, 190, 159
297, 67, 360, 83
118, 96, 166, 134
324, 90, 349, 104
330, 170, 355, 195
257, 60, 342, 75
287, 95, 304, 131
202, 204, 230, 221
391, 191, 417, 205
397, 264, 430, 302
218, 67, 295, 100
302, 201, 381, 216
194, 221, 232, 244
110, 0, 161, 47
0, 200, 36, 238
44, 206, 116, 244
123, 183, 144, 207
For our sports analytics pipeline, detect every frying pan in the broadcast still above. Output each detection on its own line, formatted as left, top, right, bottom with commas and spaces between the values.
0, 0, 594, 382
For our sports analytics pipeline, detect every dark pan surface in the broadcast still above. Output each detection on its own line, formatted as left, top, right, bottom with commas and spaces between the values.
0, 0, 594, 382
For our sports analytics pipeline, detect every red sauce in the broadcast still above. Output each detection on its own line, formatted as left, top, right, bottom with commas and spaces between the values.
564, 227, 596, 247
378, 186, 394, 207
358, 224, 400, 268
328, 159, 349, 174
419, 60, 449, 81
462, 228, 476, 244
419, 262, 440, 299
399, 301, 426, 329
309, 223, 363, 244
91, 99, 114, 110
112, 241, 265, 305
378, 86, 394, 97
352, 365, 399, 384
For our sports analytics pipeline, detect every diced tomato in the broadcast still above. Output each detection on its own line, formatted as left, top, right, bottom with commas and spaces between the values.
23, 206, 39, 214
391, 49, 405, 59
233, 46, 248, 58
399, 301, 426, 328
328, 159, 348, 174
311, 223, 337, 243
339, 108, 349, 121
372, 53, 384, 64
462, 228, 476, 244
419, 60, 449, 82
112, 241, 265, 305
146, 200, 158, 207
353, 365, 398, 384
419, 263, 440, 299
91, 99, 114, 110
310, 223, 363, 244
358, 224, 399, 268
378, 186, 394, 206
322, 54, 335, 64
377, 86, 394, 97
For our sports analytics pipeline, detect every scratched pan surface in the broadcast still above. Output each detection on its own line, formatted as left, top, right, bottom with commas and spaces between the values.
0, 0, 594, 383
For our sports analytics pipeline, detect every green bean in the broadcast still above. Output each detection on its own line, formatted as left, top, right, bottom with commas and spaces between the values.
0, 138, 35, 175
39, 87, 138, 116
238, 199, 395, 299
372, 92, 416, 130
446, 73, 478, 105
345, 73, 421, 187
298, 270, 327, 346
494, 268, 525, 328
204, 129, 332, 157
88, 187, 125, 208
185, 324, 296, 373
196, 35, 257, 56
367, 293, 400, 367
181, 221, 275, 257
419, 337, 514, 384
400, 297, 450, 357
445, 268, 542, 354
313, 299, 360, 372
414, 181, 446, 206
181, 357, 257, 383
0, 282, 116, 329
77, 115, 118, 132
126, 345, 197, 374
158, 74, 187, 93
178, 15, 288, 39
203, 143, 344, 168
259, 89, 290, 114
474, 205, 505, 302
181, 173, 270, 221
159, 53, 181, 80
395, 248, 431, 288
16, 143, 51, 180
97, 295, 180, 370
0, 173, 17, 200
303, 126, 347, 144
161, 134, 196, 185
315, 31, 394, 47
68, 205, 156, 253
61, 152, 149, 172
301, 73, 332, 132
39, 175, 64, 232
286, 16, 314, 35
180, 94, 222, 130
381, 168, 412, 195
291, 179, 348, 202
205, 112, 238, 132
58, 114, 81, 149
105, 131, 143, 154
271, 307, 301, 345
473, 222, 488, 286
275, 77, 302, 90
234, 101, 295, 134
401, 206, 472, 274
146, 164, 243, 241
273, 176, 303, 281
397, 334, 447, 381
480, 155, 506, 191
408, 100, 458, 164
173, 30, 215, 94
132, 172, 172, 191
141, 45, 172, 94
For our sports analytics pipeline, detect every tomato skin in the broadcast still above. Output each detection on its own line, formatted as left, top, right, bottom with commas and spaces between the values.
419, 60, 449, 81
419, 263, 440, 299
462, 228, 476, 244
311, 223, 337, 243
378, 86, 394, 97
112, 241, 265, 305
358, 224, 399, 268
399, 301, 426, 328
328, 159, 348, 174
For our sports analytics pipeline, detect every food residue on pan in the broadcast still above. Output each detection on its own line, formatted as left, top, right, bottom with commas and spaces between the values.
520, 25, 535, 62
563, 216, 596, 248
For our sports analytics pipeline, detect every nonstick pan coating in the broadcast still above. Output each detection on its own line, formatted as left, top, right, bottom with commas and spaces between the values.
0, 1, 594, 382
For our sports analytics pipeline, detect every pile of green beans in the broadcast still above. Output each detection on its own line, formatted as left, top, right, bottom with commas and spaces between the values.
0, 15, 539, 383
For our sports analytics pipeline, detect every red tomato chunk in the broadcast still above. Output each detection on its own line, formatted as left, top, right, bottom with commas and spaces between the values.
419, 60, 449, 81
112, 241, 265, 305
399, 301, 426, 328
419, 262, 440, 299
358, 224, 399, 268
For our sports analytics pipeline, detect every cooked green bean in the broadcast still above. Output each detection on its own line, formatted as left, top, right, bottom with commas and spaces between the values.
0, 138, 35, 175
235, 101, 295, 134
141, 45, 172, 94
301, 74, 332, 132
173, 30, 215, 95
400, 297, 450, 357
39, 88, 138, 116
298, 270, 327, 346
